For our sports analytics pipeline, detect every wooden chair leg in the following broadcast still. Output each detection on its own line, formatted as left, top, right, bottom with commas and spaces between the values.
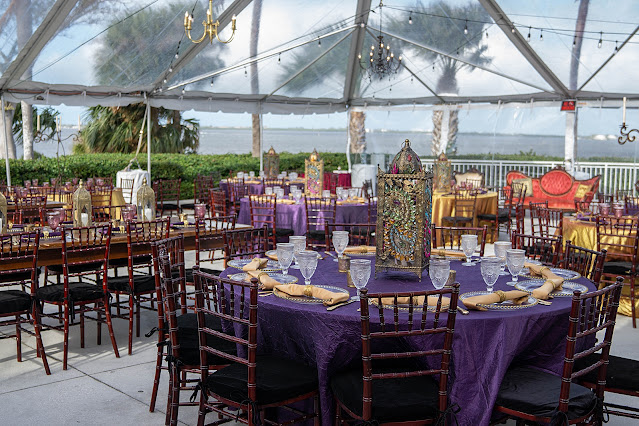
149, 343, 164, 412
15, 314, 22, 362
104, 298, 120, 359
80, 308, 85, 348
128, 296, 134, 355
63, 301, 70, 370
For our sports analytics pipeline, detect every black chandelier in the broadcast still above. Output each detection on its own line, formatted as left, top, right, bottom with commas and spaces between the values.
359, 1, 402, 81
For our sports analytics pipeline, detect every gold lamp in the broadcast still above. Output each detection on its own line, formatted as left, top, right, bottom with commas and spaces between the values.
0, 191, 7, 234
136, 178, 156, 221
184, 0, 237, 44
72, 180, 92, 227
264, 146, 280, 179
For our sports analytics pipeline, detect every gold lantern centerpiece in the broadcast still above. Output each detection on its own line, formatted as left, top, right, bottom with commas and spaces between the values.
264, 146, 280, 179
433, 152, 452, 192
304, 148, 324, 196
375, 139, 433, 280
0, 191, 7, 233
136, 178, 156, 221
72, 180, 92, 227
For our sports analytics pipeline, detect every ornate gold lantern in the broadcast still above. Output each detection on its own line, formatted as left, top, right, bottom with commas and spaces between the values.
72, 180, 92, 227
264, 146, 280, 179
136, 178, 156, 221
375, 140, 433, 280
433, 152, 452, 192
0, 191, 7, 233
304, 148, 324, 196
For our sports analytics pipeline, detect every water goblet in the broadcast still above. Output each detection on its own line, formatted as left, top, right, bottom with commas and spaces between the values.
292, 190, 302, 204
348, 188, 358, 200
276, 242, 295, 275
350, 259, 371, 301
289, 172, 298, 181
505, 249, 526, 286
289, 236, 306, 269
429, 259, 450, 290
493, 241, 511, 276
265, 187, 273, 195
297, 250, 318, 286
194, 203, 206, 221
249, 171, 255, 178
332, 230, 349, 262
46, 211, 61, 232
480, 257, 501, 293
460, 234, 478, 266
322, 190, 331, 199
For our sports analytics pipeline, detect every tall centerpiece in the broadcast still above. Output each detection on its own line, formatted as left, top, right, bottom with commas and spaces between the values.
264, 146, 280, 179
0, 191, 7, 233
136, 178, 156, 221
433, 152, 452, 192
72, 180, 92, 227
375, 140, 433, 280
304, 148, 324, 196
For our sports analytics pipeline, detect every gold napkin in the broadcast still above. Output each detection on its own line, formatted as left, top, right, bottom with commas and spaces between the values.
274, 284, 349, 306
524, 262, 564, 300
431, 249, 466, 259
242, 257, 269, 272
277, 199, 296, 205
462, 290, 529, 311
245, 270, 280, 290
379, 295, 450, 310
343, 245, 376, 254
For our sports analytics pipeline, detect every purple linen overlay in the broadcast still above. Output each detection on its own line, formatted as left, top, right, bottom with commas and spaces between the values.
221, 258, 595, 425
237, 198, 370, 235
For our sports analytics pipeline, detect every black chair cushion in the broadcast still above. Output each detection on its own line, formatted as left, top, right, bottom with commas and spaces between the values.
496, 366, 597, 420
602, 261, 634, 276
158, 203, 179, 211
274, 228, 295, 238
478, 208, 509, 222
0, 290, 31, 315
442, 216, 473, 223
184, 267, 223, 284
0, 270, 35, 285
36, 283, 105, 303
575, 352, 639, 393
307, 229, 325, 240
330, 367, 440, 422
204, 355, 318, 405
181, 203, 195, 210
107, 274, 156, 293
109, 255, 152, 268
175, 313, 237, 366
47, 262, 104, 275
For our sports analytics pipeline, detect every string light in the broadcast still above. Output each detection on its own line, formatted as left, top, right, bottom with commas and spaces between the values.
573, 37, 577, 46
511, 25, 516, 33
210, 78, 214, 87
527, 26, 531, 42
408, 12, 412, 24
278, 53, 281, 63
318, 37, 321, 47
615, 40, 619, 52
175, 53, 179, 59
244, 67, 247, 76
539, 29, 543, 41
464, 20, 468, 35
598, 31, 603, 48
168, 67, 173, 72
181, 86, 185, 95
485, 30, 488, 38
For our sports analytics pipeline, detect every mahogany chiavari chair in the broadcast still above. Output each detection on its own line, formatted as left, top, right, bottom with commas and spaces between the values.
559, 242, 606, 286
154, 179, 182, 217
209, 189, 229, 217
119, 177, 135, 204
331, 285, 460, 424
494, 279, 623, 424
305, 196, 336, 250
596, 215, 639, 327
13, 195, 47, 224
249, 194, 294, 249
228, 180, 249, 216
35, 225, 119, 370
182, 174, 215, 211
441, 189, 477, 228
0, 231, 50, 374
193, 269, 320, 426
431, 224, 488, 256
222, 226, 269, 267
511, 233, 562, 266
325, 222, 376, 249
107, 218, 170, 355
148, 235, 235, 424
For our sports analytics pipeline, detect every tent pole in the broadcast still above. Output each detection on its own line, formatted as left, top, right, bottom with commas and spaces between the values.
259, 103, 264, 172
0, 95, 10, 186
146, 100, 151, 178
346, 109, 352, 173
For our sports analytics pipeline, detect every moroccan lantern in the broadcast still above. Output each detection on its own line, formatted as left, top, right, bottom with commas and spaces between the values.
264, 146, 280, 179
304, 148, 324, 196
0, 191, 7, 233
375, 139, 433, 280
72, 180, 92, 227
433, 152, 452, 192
136, 178, 156, 221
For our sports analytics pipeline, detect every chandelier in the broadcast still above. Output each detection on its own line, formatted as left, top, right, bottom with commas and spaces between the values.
359, 1, 402, 81
184, 0, 237, 44
619, 97, 638, 144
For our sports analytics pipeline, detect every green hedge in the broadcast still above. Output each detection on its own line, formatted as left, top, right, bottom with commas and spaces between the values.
3, 152, 349, 199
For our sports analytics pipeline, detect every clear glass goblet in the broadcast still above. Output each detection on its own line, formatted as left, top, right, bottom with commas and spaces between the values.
297, 250, 318, 286
460, 234, 478, 266
506, 249, 526, 286
493, 241, 511, 276
350, 259, 371, 301
480, 257, 501, 293
289, 236, 306, 270
332, 230, 349, 262
46, 211, 61, 232
429, 258, 451, 290
276, 243, 294, 275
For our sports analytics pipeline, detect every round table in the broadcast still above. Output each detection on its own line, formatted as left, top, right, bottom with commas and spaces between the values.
237, 198, 371, 236
221, 257, 595, 425
431, 190, 498, 226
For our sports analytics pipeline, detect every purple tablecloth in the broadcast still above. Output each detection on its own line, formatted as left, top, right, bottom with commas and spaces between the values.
219, 180, 264, 197
237, 198, 371, 235
221, 259, 595, 425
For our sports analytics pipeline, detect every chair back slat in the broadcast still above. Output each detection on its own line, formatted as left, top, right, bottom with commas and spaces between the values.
560, 242, 606, 285
431, 225, 488, 256
195, 216, 236, 269
209, 189, 229, 217
223, 227, 268, 264
324, 222, 376, 248
305, 197, 336, 231
511, 233, 562, 265
0, 232, 39, 289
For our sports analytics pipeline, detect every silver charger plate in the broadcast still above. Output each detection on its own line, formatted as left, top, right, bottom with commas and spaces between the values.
227, 258, 282, 271
273, 284, 349, 304
459, 291, 539, 310
520, 267, 581, 280
515, 279, 589, 297
229, 272, 298, 284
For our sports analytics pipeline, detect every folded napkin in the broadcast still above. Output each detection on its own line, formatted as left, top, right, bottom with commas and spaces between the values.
431, 249, 466, 259
245, 270, 281, 290
524, 262, 564, 300
379, 295, 450, 310
277, 199, 296, 204
275, 284, 349, 306
462, 290, 529, 311
242, 257, 269, 272
343, 245, 376, 254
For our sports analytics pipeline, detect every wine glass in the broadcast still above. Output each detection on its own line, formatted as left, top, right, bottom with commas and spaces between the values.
46, 211, 61, 232
350, 259, 371, 301
297, 250, 318, 285
292, 190, 302, 204
506, 249, 526, 286
460, 234, 478, 266
480, 257, 501, 293
276, 243, 294, 275
429, 259, 451, 290
289, 236, 306, 270
194, 203, 206, 221
493, 241, 511, 276
332, 231, 349, 262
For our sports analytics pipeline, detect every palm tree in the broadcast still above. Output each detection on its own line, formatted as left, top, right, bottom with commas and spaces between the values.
250, 0, 263, 158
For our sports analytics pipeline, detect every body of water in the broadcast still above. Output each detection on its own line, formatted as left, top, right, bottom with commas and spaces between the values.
30, 127, 639, 161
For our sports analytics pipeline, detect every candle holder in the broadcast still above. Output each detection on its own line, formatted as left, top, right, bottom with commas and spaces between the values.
618, 123, 638, 145
136, 178, 156, 221
0, 191, 7, 234
72, 180, 92, 227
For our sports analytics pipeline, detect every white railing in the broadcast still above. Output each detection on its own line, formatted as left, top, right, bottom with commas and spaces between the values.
420, 158, 639, 195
